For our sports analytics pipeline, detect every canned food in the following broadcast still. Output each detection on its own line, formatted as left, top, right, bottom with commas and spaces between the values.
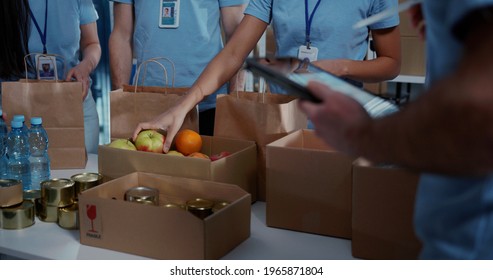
36, 199, 60, 223
0, 179, 23, 208
162, 202, 186, 210
0, 201, 35, 229
58, 202, 79, 230
212, 201, 230, 213
71, 172, 103, 197
23, 189, 42, 204
186, 198, 214, 219
41, 178, 75, 207
124, 186, 159, 206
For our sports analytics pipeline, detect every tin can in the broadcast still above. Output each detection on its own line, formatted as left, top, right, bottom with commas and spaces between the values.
41, 178, 75, 207
212, 201, 230, 213
0, 179, 23, 208
23, 189, 42, 204
58, 202, 79, 230
186, 198, 214, 219
0, 201, 35, 229
36, 198, 60, 223
124, 186, 159, 206
71, 172, 103, 197
162, 202, 186, 210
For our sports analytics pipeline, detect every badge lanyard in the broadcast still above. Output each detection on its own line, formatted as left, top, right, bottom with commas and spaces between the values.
29, 0, 49, 54
299, 0, 322, 61
304, 0, 322, 49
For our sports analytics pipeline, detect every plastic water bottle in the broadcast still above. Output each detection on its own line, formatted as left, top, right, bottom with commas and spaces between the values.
7, 120, 31, 190
13, 115, 29, 136
28, 117, 50, 190
0, 110, 8, 178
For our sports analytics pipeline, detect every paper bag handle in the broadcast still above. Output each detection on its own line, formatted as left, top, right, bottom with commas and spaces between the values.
133, 57, 176, 93
23, 53, 66, 82
238, 63, 270, 103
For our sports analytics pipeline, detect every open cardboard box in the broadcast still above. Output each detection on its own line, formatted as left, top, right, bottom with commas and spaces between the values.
78, 172, 251, 259
266, 129, 355, 239
352, 158, 422, 259
98, 135, 257, 201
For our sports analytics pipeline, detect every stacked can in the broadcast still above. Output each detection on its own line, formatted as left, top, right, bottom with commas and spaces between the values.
36, 173, 103, 230
37, 178, 76, 228
0, 179, 35, 229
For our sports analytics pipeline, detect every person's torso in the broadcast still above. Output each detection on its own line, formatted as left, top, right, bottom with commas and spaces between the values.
27, 0, 98, 80
245, 0, 398, 61
129, 0, 226, 90
415, 0, 493, 259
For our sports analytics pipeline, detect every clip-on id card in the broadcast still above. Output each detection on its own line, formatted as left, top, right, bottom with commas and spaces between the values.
35, 54, 58, 80
159, 0, 180, 28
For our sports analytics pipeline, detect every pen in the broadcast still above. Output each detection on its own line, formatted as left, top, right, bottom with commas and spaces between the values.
353, 0, 423, 29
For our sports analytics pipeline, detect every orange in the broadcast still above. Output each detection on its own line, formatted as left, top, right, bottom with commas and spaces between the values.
175, 129, 202, 156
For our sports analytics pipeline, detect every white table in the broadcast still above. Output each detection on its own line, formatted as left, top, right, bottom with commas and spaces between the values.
0, 154, 355, 260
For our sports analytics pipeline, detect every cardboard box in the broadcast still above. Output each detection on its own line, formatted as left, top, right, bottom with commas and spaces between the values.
398, 0, 421, 37
401, 36, 427, 76
99, 135, 258, 201
266, 129, 354, 239
352, 159, 422, 259
78, 172, 251, 259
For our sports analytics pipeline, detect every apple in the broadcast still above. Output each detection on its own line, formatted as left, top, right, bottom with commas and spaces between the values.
134, 130, 165, 153
188, 152, 210, 159
108, 139, 137, 151
166, 150, 184, 156
210, 151, 231, 161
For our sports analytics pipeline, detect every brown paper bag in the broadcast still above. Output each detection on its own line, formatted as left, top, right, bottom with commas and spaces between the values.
110, 85, 199, 139
2, 79, 86, 169
214, 92, 307, 201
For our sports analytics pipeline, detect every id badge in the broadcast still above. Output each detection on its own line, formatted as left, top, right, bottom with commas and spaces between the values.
35, 54, 58, 81
298, 45, 319, 62
159, 0, 180, 29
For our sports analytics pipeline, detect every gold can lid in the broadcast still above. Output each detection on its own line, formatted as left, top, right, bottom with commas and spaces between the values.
212, 201, 230, 212
1, 200, 35, 229
71, 173, 103, 195
124, 186, 159, 205
23, 189, 42, 204
162, 202, 186, 210
186, 198, 214, 211
58, 202, 79, 229
41, 178, 75, 207
0, 179, 23, 208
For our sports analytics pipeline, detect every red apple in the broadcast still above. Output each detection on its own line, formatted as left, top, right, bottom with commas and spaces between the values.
108, 139, 137, 151
134, 130, 165, 153
210, 151, 231, 161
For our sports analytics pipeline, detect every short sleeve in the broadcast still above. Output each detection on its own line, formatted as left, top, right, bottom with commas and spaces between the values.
79, 0, 99, 25
244, 0, 272, 24
219, 0, 249, 8
368, 0, 399, 30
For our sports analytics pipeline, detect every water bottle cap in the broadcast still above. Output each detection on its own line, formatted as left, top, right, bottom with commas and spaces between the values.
30, 117, 42, 125
13, 115, 25, 122
11, 120, 23, 128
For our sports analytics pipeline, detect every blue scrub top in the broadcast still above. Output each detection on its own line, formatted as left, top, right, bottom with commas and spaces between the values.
415, 0, 493, 259
27, 0, 98, 79
245, 0, 398, 64
111, 0, 248, 112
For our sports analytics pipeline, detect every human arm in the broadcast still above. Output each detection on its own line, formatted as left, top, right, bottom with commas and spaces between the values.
221, 4, 248, 92
65, 22, 101, 99
132, 15, 268, 152
312, 26, 401, 83
299, 11, 493, 175
108, 2, 134, 90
